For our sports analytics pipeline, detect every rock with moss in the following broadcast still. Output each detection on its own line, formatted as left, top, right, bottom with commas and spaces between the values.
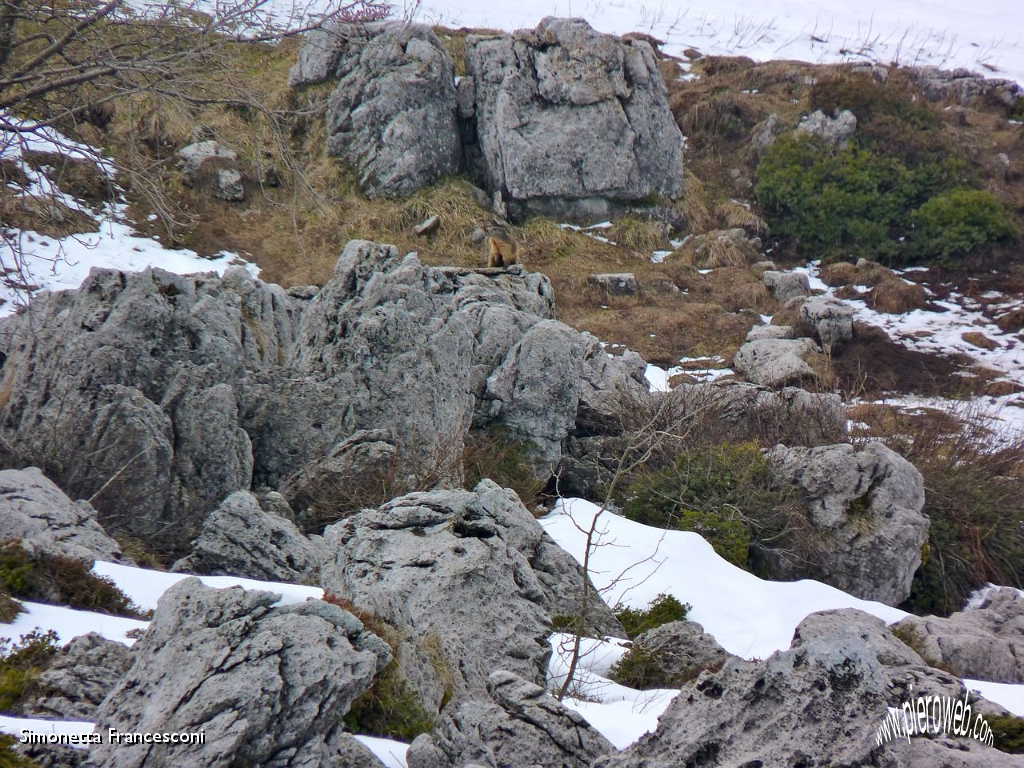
618, 620, 734, 688
768, 442, 928, 605
87, 578, 389, 768
321, 480, 624, 713
292, 22, 461, 198
464, 17, 683, 222
0, 467, 126, 564
408, 670, 617, 768
170, 490, 322, 583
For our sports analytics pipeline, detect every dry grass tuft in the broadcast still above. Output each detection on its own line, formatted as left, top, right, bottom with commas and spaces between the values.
721, 199, 767, 236
819, 262, 858, 287
680, 170, 717, 234
677, 229, 760, 268
866, 278, 928, 314
607, 215, 670, 251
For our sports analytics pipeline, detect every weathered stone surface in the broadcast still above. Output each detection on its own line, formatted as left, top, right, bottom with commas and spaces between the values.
799, 295, 855, 350
464, 18, 683, 221
28, 633, 132, 721
0, 467, 125, 563
170, 490, 321, 583
588, 273, 638, 296
407, 671, 616, 768
600, 630, 891, 767
175, 141, 245, 201
0, 241, 646, 552
630, 620, 734, 684
301, 22, 461, 197
793, 609, 926, 667
893, 587, 1024, 683
733, 337, 819, 388
909, 65, 1023, 108
175, 140, 236, 176
762, 269, 810, 302
321, 480, 623, 712
768, 441, 929, 605
797, 108, 857, 146
746, 323, 794, 341
87, 578, 389, 768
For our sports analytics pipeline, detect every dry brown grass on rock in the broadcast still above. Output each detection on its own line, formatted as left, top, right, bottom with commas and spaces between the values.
677, 229, 760, 269
866, 278, 928, 314
819, 262, 858, 287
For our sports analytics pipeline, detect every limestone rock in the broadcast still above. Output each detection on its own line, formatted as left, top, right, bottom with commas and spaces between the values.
175, 141, 245, 201
733, 337, 819, 388
588, 273, 638, 296
87, 578, 388, 768
768, 441, 928, 605
629, 620, 734, 684
799, 295, 854, 350
0, 467, 125, 563
762, 269, 809, 302
407, 671, 616, 768
29, 633, 132, 721
893, 587, 1024, 683
746, 323, 794, 341
796, 108, 857, 146
308, 22, 461, 197
464, 18, 683, 221
321, 480, 623, 712
170, 490, 321, 583
793, 609, 926, 668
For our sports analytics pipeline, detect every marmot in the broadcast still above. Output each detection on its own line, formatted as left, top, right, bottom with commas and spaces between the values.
487, 226, 520, 269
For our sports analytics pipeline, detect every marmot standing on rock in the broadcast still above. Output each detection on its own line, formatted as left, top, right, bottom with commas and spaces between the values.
487, 226, 520, 269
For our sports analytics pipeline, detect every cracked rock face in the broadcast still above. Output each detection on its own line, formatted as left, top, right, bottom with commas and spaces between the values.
463, 17, 684, 221
320, 480, 623, 713
0, 240, 645, 553
407, 670, 616, 768
768, 441, 928, 606
28, 633, 132, 721
0, 467, 126, 564
86, 578, 389, 768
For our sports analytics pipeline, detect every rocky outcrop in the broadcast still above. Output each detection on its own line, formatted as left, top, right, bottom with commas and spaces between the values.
408, 671, 616, 768
768, 441, 929, 605
175, 141, 245, 201
462, 17, 683, 221
321, 480, 623, 712
909, 66, 1022, 109
0, 241, 646, 551
733, 337, 819, 388
28, 633, 132, 721
588, 273, 638, 296
893, 587, 1024, 683
170, 490, 321, 582
601, 608, 1023, 768
0, 467, 125, 563
291, 22, 461, 198
87, 578, 390, 768
796, 108, 857, 146
799, 295, 855, 351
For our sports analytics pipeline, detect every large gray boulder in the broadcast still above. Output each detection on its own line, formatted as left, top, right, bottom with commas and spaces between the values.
796, 108, 857, 146
87, 578, 390, 768
0, 467, 125, 563
407, 670, 616, 768
291, 22, 461, 197
463, 17, 683, 221
733, 337, 819, 388
762, 269, 810, 302
893, 587, 1024, 683
321, 480, 623, 712
799, 295, 855, 350
0, 241, 646, 552
28, 633, 132, 721
170, 490, 322, 582
768, 441, 929, 605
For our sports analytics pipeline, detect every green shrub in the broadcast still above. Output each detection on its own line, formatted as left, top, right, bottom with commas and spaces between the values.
989, 714, 1024, 753
622, 442, 789, 568
0, 629, 60, 714
755, 134, 980, 264
0, 542, 145, 618
614, 593, 690, 640
608, 644, 671, 689
908, 189, 1019, 265
809, 75, 938, 132
342, 659, 435, 742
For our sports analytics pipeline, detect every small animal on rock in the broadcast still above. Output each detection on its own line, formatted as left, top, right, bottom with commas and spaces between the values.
487, 226, 520, 269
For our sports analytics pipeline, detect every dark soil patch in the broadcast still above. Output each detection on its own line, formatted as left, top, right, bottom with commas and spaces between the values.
831, 325, 984, 398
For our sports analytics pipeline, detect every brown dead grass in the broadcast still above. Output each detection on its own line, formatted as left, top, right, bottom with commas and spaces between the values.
866, 278, 928, 314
